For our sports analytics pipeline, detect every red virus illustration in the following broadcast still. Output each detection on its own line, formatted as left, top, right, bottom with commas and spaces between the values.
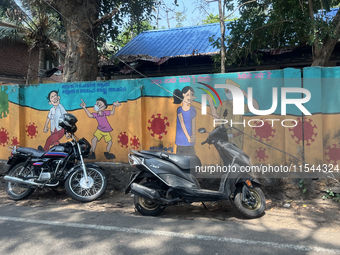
130, 135, 140, 149
325, 144, 340, 164
11, 136, 19, 146
117, 132, 129, 148
26, 122, 38, 139
289, 117, 317, 146
147, 114, 170, 139
255, 147, 269, 162
0, 127, 9, 147
252, 119, 276, 141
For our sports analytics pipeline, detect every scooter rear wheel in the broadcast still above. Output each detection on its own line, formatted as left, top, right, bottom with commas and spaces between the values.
134, 181, 165, 216
234, 186, 265, 218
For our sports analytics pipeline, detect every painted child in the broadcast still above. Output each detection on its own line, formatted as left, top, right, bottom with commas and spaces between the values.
80, 97, 121, 160
40, 90, 69, 151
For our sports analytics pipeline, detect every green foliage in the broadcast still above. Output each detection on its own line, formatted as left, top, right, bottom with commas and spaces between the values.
175, 11, 186, 27
0, 0, 12, 18
299, 179, 307, 193
211, 0, 340, 67
202, 14, 220, 24
201, 13, 238, 25
322, 189, 340, 202
97, 0, 156, 48
99, 19, 154, 58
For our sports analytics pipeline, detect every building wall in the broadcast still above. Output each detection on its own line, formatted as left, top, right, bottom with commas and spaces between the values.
0, 67, 340, 177
0, 41, 39, 80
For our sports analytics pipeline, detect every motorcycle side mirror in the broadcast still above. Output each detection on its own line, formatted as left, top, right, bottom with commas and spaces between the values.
198, 128, 207, 133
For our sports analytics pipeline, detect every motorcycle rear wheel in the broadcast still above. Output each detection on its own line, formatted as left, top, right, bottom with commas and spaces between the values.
65, 167, 107, 202
134, 181, 165, 216
5, 163, 35, 200
234, 185, 265, 218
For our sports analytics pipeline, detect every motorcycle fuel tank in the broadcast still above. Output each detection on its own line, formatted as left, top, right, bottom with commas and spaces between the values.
43, 146, 69, 159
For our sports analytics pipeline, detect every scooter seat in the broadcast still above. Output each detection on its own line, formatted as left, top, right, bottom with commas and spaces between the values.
16, 147, 45, 158
140, 150, 201, 170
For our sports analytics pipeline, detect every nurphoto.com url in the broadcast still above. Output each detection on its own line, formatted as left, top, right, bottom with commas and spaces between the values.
192, 164, 340, 178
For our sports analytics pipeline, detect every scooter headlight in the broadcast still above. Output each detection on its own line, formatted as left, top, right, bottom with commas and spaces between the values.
128, 154, 143, 166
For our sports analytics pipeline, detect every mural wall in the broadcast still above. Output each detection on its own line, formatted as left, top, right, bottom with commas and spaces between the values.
0, 67, 340, 167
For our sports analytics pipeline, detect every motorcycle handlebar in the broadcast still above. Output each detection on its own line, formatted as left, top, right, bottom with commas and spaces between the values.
200, 125, 230, 145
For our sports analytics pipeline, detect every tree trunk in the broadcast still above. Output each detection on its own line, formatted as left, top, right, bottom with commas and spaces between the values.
52, 0, 100, 82
26, 49, 32, 85
312, 39, 338, 66
38, 46, 45, 84
218, 0, 226, 73
310, 4, 340, 66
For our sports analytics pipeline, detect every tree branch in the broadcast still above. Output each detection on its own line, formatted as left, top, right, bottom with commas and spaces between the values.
92, 8, 119, 27
225, 0, 256, 20
307, 0, 314, 21
241, 19, 300, 38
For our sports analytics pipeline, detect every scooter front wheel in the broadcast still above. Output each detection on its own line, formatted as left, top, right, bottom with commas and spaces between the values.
134, 181, 165, 216
234, 186, 265, 218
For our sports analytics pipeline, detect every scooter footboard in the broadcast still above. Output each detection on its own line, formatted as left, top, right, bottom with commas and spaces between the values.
173, 187, 224, 202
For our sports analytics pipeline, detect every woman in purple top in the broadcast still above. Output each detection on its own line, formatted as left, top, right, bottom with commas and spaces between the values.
173, 86, 197, 155
80, 97, 121, 160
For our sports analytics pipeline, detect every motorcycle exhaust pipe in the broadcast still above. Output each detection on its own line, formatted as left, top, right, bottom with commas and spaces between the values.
130, 183, 162, 201
130, 183, 181, 203
4, 176, 39, 187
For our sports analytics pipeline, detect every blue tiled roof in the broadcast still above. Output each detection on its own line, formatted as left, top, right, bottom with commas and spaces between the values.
115, 23, 227, 58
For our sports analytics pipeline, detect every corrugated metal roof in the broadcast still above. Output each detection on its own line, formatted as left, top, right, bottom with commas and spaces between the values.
114, 8, 339, 61
317, 7, 339, 20
115, 23, 227, 59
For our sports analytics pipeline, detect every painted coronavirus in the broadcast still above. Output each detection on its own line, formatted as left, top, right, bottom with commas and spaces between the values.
325, 144, 340, 164
147, 114, 169, 139
0, 127, 9, 146
130, 136, 140, 149
26, 122, 38, 139
252, 119, 276, 142
255, 147, 269, 162
11, 136, 19, 146
289, 117, 317, 146
118, 132, 129, 148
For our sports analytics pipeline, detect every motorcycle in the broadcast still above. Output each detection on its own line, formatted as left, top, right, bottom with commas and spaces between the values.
4, 113, 107, 202
125, 125, 266, 218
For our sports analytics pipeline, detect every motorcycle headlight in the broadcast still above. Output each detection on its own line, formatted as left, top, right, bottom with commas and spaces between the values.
128, 154, 143, 166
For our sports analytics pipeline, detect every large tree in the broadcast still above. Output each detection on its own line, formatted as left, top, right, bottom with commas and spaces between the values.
43, 0, 155, 82
225, 0, 340, 67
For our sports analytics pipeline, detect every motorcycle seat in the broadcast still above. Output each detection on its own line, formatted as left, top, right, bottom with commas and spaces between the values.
140, 150, 201, 170
16, 147, 45, 158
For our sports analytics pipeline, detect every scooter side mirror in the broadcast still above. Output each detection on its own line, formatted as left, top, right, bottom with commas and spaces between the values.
198, 128, 207, 133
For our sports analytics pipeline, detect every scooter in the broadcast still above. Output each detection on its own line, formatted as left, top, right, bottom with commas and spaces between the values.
125, 124, 266, 218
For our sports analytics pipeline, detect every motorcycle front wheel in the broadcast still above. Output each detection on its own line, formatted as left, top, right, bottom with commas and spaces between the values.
65, 167, 107, 202
234, 185, 266, 218
5, 163, 35, 200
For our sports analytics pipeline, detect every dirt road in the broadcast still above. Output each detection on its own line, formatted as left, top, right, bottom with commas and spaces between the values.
1, 175, 339, 234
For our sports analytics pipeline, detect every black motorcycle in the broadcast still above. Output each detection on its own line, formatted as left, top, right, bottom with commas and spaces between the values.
4, 114, 107, 202
125, 125, 266, 218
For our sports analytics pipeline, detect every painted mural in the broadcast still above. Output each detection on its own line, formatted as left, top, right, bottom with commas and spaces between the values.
1, 67, 340, 168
